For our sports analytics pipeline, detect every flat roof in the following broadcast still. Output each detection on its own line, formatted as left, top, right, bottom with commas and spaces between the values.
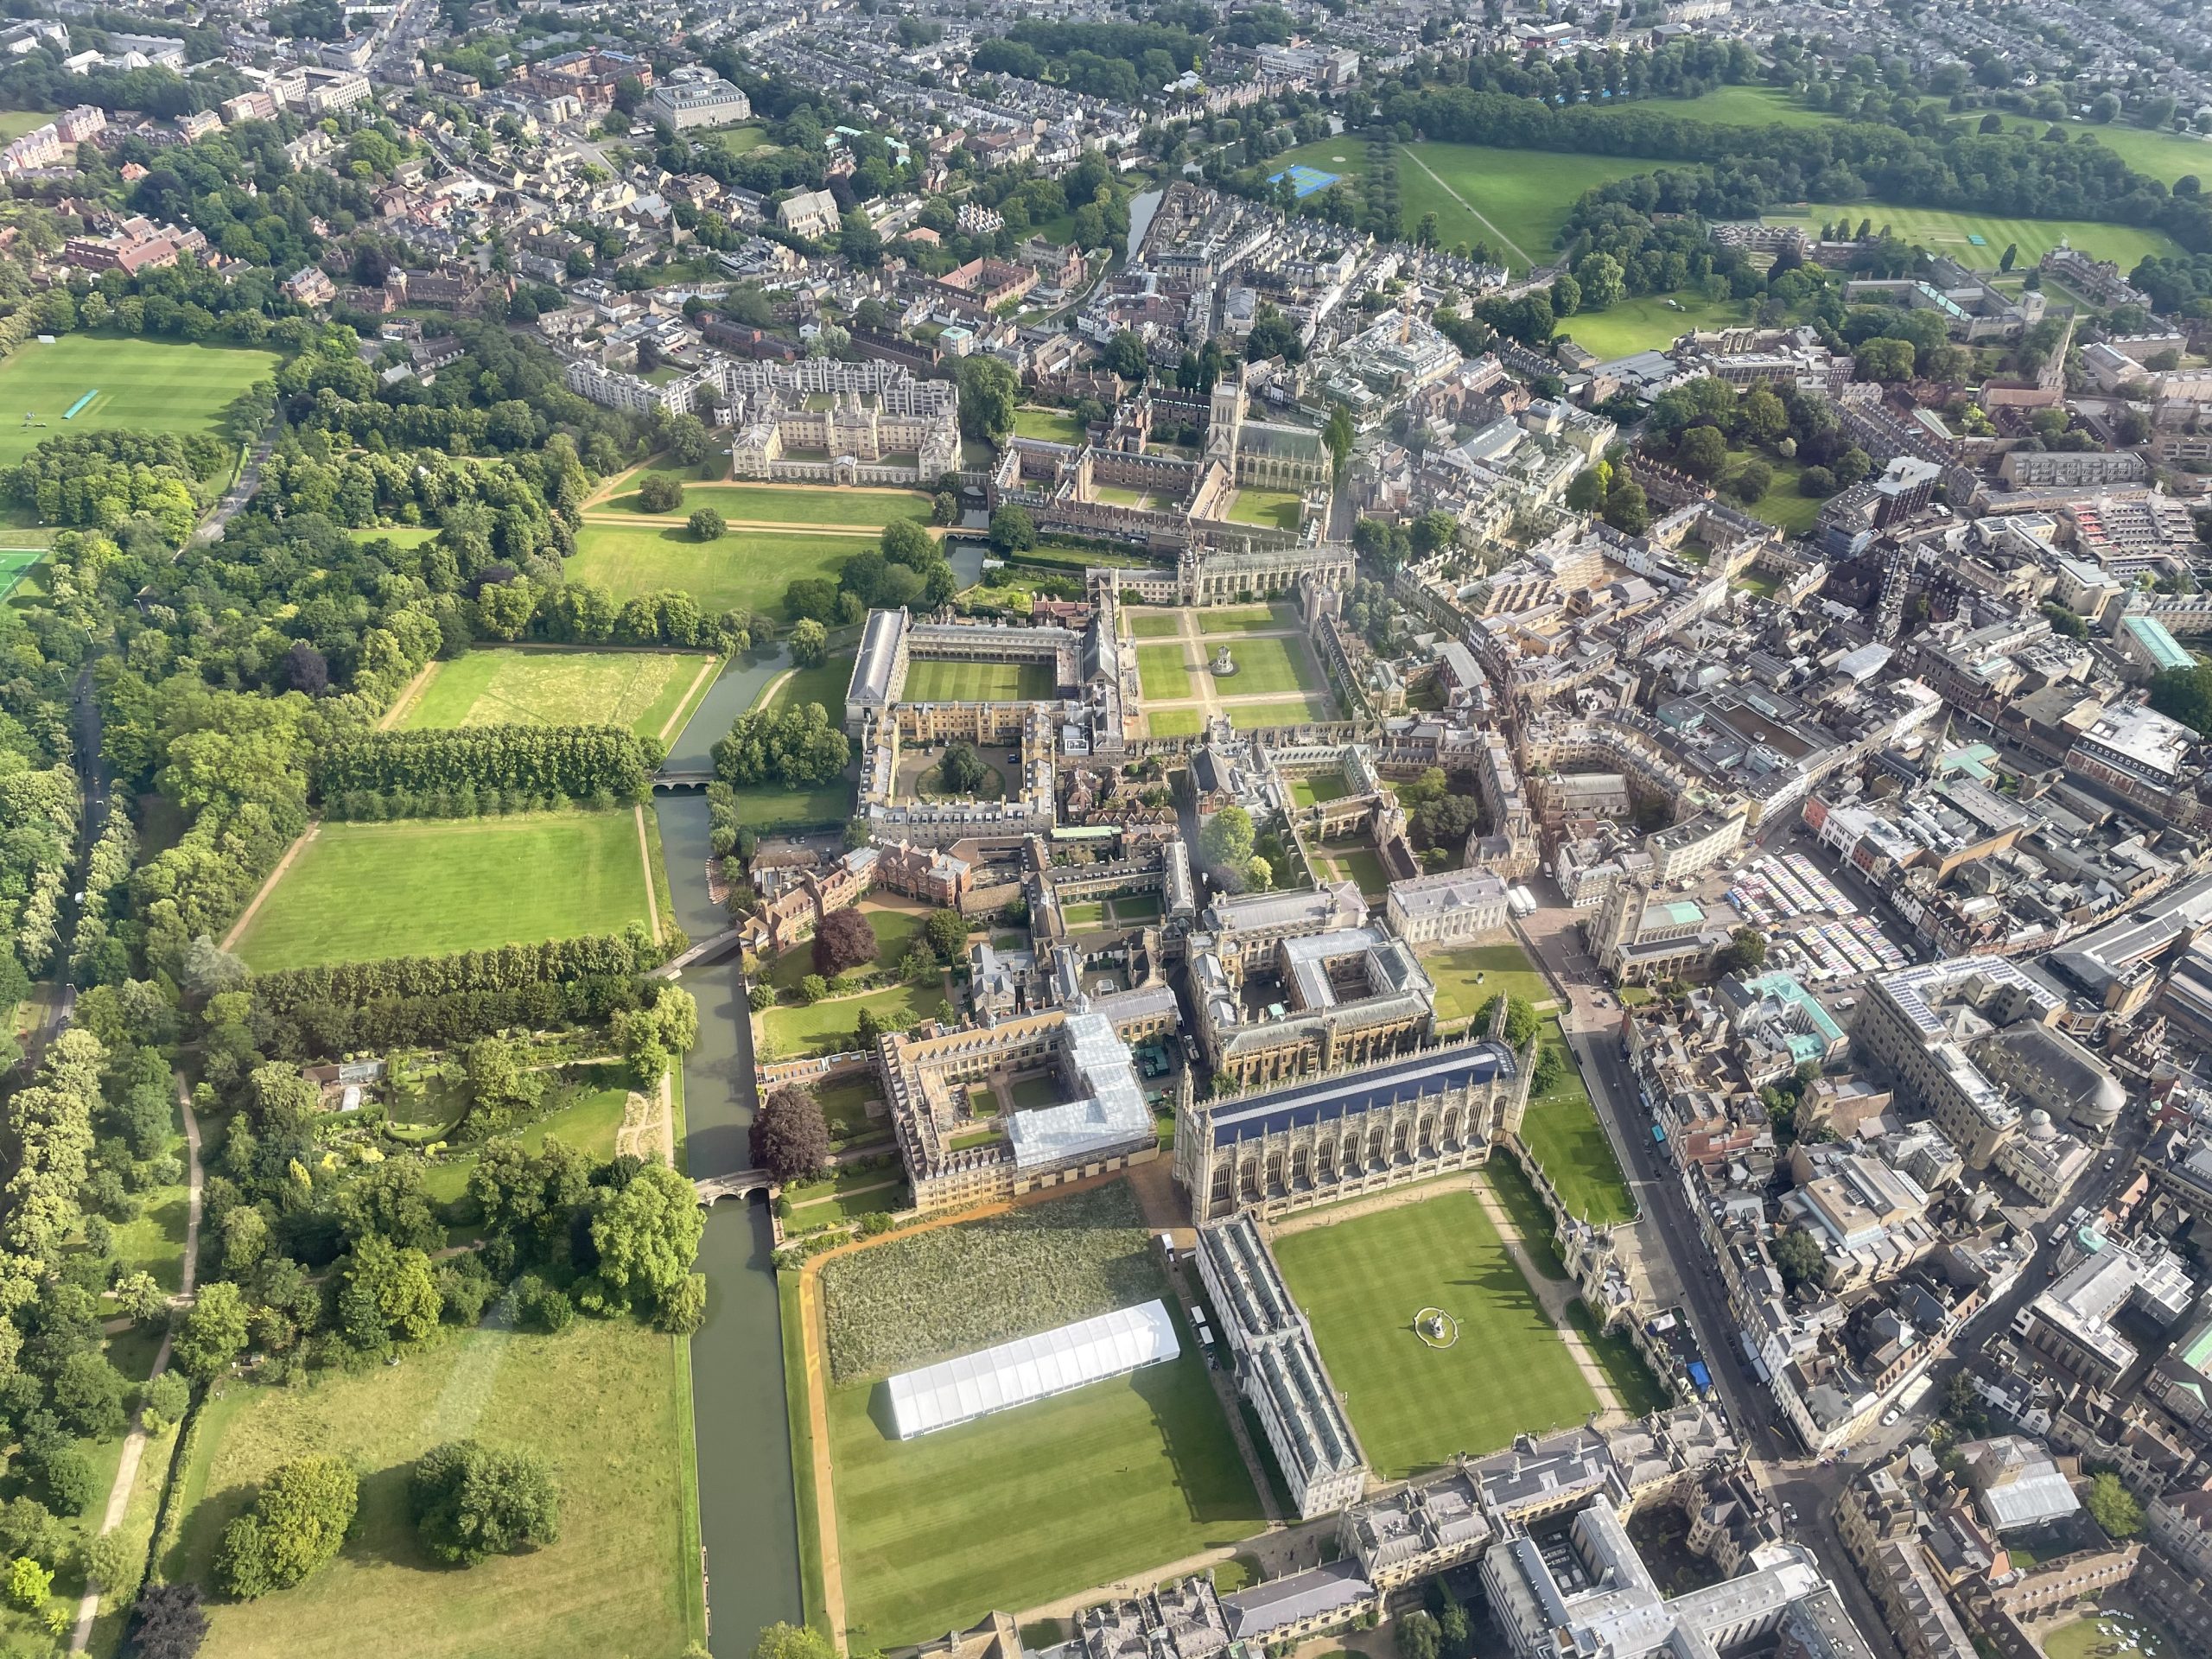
886, 1300, 1179, 1438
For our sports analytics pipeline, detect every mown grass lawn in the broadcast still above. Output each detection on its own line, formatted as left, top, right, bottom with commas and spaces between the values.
1127, 611, 1183, 639
1522, 1019, 1637, 1226
829, 1303, 1263, 1648
1212, 634, 1319, 697
171, 1320, 699, 1659
1222, 487, 1303, 531
1135, 643, 1195, 700
1561, 293, 1757, 359
1224, 695, 1333, 728
0, 334, 281, 470
1420, 940, 1552, 1026
756, 982, 950, 1060
597, 482, 931, 525
1765, 200, 2175, 270
1012, 406, 1086, 444
766, 903, 935, 993
1147, 709, 1206, 738
233, 813, 653, 971
767, 649, 858, 715
567, 524, 875, 613
1197, 602, 1299, 635
400, 646, 715, 739
901, 658, 1055, 701
1273, 1187, 1599, 1478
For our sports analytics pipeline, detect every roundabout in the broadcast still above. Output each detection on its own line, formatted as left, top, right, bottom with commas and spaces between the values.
1414, 1306, 1459, 1349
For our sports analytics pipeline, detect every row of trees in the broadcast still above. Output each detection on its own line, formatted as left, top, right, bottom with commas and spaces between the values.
248, 928, 669, 1016
309, 726, 663, 811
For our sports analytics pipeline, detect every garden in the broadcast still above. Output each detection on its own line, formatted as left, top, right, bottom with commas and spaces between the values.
566, 524, 878, 613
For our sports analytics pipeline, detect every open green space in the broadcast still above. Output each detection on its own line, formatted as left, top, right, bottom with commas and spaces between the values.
1592, 86, 1843, 130
1764, 201, 2174, 271
1062, 900, 1106, 927
767, 649, 858, 715
1315, 844, 1390, 900
1092, 484, 1150, 507
1013, 406, 1087, 444
400, 647, 715, 738
415, 1066, 633, 1212
1212, 635, 1319, 697
901, 657, 1055, 702
1290, 771, 1351, 808
766, 904, 932, 993
1421, 940, 1552, 1027
1224, 695, 1333, 728
723, 777, 854, 833
1485, 1158, 1569, 1281
350, 524, 443, 548
0, 110, 52, 141
1952, 115, 2212, 188
1562, 293, 1756, 360
1274, 1188, 1601, 1478
1566, 1300, 1671, 1415
1222, 487, 1302, 531
568, 524, 875, 613
1728, 451, 1823, 536
1111, 893, 1162, 925
1198, 603, 1297, 634
1135, 643, 1195, 700
1127, 611, 1183, 639
2039, 1606, 2183, 1659
1147, 709, 1206, 738
703, 124, 773, 161
597, 481, 931, 525
756, 982, 950, 1060
0, 548, 38, 599
1523, 1019, 1636, 1225
232, 812, 653, 972
814, 1072, 887, 1146
169, 1319, 699, 1659
0, 334, 280, 471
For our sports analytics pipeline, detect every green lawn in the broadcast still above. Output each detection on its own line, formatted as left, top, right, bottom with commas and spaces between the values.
829, 1303, 1264, 1647
1316, 845, 1390, 900
1213, 635, 1319, 697
598, 482, 931, 525
1731, 452, 1824, 536
766, 904, 933, 993
722, 778, 854, 833
350, 525, 443, 549
1127, 612, 1183, 639
1135, 643, 1195, 700
1092, 484, 1150, 506
1563, 293, 1757, 359
1222, 487, 1303, 531
1591, 86, 1842, 130
1273, 1189, 1601, 1478
1061, 900, 1106, 927
1111, 893, 1162, 925
169, 1320, 698, 1659
0, 548, 39, 599
703, 124, 773, 160
1766, 200, 2175, 271
416, 1066, 632, 1212
2037, 1606, 2184, 1659
1290, 772, 1351, 808
900, 658, 1056, 702
400, 647, 715, 739
767, 649, 858, 715
1567, 1300, 1670, 1415
1147, 709, 1206, 738
1224, 696, 1333, 728
0, 110, 52, 141
1523, 1020, 1636, 1225
1196, 604, 1296, 634
814, 1073, 887, 1145
1013, 406, 1087, 444
1421, 941, 1552, 1027
233, 813, 653, 971
1954, 115, 2212, 188
756, 983, 950, 1060
568, 524, 875, 613
0, 334, 281, 471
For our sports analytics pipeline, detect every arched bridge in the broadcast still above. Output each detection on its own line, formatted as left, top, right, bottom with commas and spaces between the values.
696, 1169, 775, 1205
652, 927, 745, 977
653, 766, 713, 795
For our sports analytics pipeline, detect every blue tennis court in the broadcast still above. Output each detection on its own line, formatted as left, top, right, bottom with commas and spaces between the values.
1268, 164, 1342, 199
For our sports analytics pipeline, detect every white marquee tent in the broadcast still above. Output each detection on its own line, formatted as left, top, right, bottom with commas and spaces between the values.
885, 1300, 1180, 1439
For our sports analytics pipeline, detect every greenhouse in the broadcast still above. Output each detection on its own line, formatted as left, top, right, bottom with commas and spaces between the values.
886, 1299, 1181, 1439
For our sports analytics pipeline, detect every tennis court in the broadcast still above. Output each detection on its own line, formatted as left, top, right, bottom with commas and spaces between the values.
0, 550, 39, 598
1268, 163, 1342, 199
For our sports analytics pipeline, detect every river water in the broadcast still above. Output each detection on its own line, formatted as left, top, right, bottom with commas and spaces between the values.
658, 666, 805, 1656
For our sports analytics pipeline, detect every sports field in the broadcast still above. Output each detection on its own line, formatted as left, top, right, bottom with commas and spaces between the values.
1223, 487, 1303, 531
0, 334, 281, 470
1592, 86, 1841, 130
1273, 1185, 1600, 1478
1766, 202, 2174, 270
0, 548, 38, 598
1522, 1019, 1636, 1225
1268, 162, 1343, 198
232, 812, 655, 971
1960, 115, 2212, 188
1135, 643, 1195, 700
900, 657, 1056, 702
1563, 293, 1757, 359
1212, 635, 1321, 697
399, 647, 716, 739
168, 1320, 699, 1659
596, 481, 931, 525
567, 524, 875, 613
828, 1301, 1263, 1646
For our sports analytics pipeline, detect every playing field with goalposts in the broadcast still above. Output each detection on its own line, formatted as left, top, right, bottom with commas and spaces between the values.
0, 334, 282, 469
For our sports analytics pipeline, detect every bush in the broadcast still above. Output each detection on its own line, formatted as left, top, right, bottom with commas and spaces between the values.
125, 1583, 208, 1659
139, 1371, 192, 1436
214, 1455, 359, 1599
409, 1440, 563, 1566
636, 472, 684, 512
516, 1275, 575, 1333
688, 507, 726, 541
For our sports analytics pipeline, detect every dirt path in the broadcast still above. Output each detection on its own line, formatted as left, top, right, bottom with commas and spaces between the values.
579, 512, 894, 536
660, 654, 722, 744
634, 804, 663, 942
378, 660, 438, 730
219, 822, 319, 952
579, 452, 669, 510
70, 1083, 204, 1653
1400, 147, 1535, 268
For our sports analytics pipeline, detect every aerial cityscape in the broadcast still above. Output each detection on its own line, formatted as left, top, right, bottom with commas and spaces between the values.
13, 2, 2212, 1659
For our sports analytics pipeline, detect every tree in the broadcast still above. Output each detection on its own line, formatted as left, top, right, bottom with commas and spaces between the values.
753, 1086, 831, 1181
1198, 805, 1255, 872
1574, 251, 1624, 309
814, 908, 880, 978
2088, 1471, 2144, 1538
988, 505, 1037, 554
1854, 337, 1915, 383
1549, 273, 1581, 318
140, 1370, 191, 1436
1564, 462, 1610, 514
939, 741, 989, 795
1798, 465, 1837, 499
410, 1440, 563, 1566
1602, 479, 1649, 535
340, 1235, 442, 1350
925, 907, 970, 963
173, 1281, 247, 1382
126, 1583, 208, 1659
1675, 425, 1728, 480
1732, 461, 1773, 505
4, 1555, 50, 1611
755, 1623, 836, 1659
590, 1164, 706, 1311
688, 508, 726, 542
636, 473, 684, 513
215, 1456, 359, 1598
1772, 1228, 1825, 1290
1323, 404, 1355, 481
1999, 242, 2018, 273
787, 617, 829, 669
40, 1449, 94, 1516
1396, 1610, 1441, 1659
1716, 927, 1769, 975
957, 356, 1020, 443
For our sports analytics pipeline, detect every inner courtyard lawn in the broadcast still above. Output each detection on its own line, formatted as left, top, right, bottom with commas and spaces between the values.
756, 982, 950, 1060
1197, 603, 1298, 634
1272, 1185, 1600, 1478
1135, 643, 1196, 700
1013, 406, 1087, 444
170, 1320, 699, 1659
1224, 695, 1333, 728
232, 812, 654, 971
828, 1306, 1264, 1648
1213, 635, 1321, 697
900, 657, 1056, 702
567, 524, 875, 613
1127, 612, 1184, 638
399, 646, 715, 738
1147, 709, 1206, 737
1421, 940, 1554, 1025
1222, 488, 1303, 531
596, 481, 931, 525
0, 334, 283, 469
1290, 771, 1351, 807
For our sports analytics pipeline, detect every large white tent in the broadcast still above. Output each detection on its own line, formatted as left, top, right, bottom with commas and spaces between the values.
886, 1300, 1180, 1439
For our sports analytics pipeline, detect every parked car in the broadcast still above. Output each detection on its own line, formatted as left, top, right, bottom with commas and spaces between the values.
1882, 1408, 1901, 1427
